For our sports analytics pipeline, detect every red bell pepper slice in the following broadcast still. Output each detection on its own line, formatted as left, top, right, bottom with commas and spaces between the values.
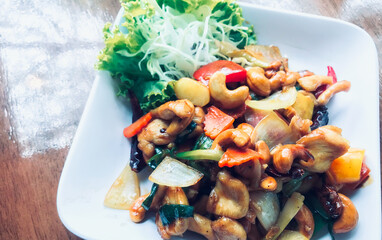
314, 66, 338, 98
193, 60, 247, 85
123, 112, 152, 138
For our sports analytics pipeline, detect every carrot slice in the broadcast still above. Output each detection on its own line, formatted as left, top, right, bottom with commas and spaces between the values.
203, 106, 234, 139
219, 147, 260, 168
123, 112, 153, 138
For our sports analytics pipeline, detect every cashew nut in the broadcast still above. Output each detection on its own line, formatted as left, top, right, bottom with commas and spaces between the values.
260, 176, 277, 191
255, 140, 271, 164
289, 115, 312, 140
285, 71, 300, 86
265, 60, 283, 71
163, 186, 189, 205
272, 144, 315, 174
151, 99, 195, 135
297, 75, 333, 91
129, 185, 167, 223
316, 80, 351, 106
333, 193, 359, 234
188, 214, 217, 240
137, 119, 176, 161
246, 67, 271, 96
269, 70, 287, 91
209, 72, 249, 109
211, 129, 251, 151
207, 170, 250, 219
211, 217, 247, 240
295, 204, 315, 239
237, 123, 255, 140
129, 193, 149, 223
155, 213, 172, 240
156, 187, 190, 238
149, 185, 168, 210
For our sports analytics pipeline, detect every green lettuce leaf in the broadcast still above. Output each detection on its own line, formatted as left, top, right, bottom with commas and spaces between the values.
156, 0, 220, 13
133, 80, 177, 112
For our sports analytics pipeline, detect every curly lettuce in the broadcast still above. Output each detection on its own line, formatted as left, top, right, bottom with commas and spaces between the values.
97, 0, 256, 111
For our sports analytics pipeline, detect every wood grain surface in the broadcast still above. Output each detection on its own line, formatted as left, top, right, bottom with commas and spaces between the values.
0, 0, 380, 239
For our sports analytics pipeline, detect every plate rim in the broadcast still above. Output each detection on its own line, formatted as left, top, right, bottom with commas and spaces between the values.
56, 2, 381, 239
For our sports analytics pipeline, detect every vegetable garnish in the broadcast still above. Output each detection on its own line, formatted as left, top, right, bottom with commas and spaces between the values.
149, 156, 203, 187
141, 183, 159, 210
193, 133, 214, 150
282, 171, 311, 197
218, 147, 260, 168
250, 191, 280, 231
327, 148, 364, 184
158, 204, 194, 226
97, 0, 256, 111
203, 105, 234, 139
176, 149, 223, 161
266, 192, 305, 240
245, 86, 298, 110
251, 111, 292, 149
123, 112, 152, 138
193, 60, 247, 85
346, 161, 371, 190
148, 148, 173, 169
104, 164, 140, 210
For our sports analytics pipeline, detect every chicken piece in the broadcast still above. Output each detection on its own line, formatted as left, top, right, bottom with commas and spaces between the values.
137, 119, 176, 161
212, 217, 247, 240
296, 125, 350, 173
188, 214, 217, 240
151, 99, 195, 135
188, 107, 205, 138
297, 75, 333, 91
207, 170, 249, 219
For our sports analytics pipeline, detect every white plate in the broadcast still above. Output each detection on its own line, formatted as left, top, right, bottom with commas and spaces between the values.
57, 3, 381, 240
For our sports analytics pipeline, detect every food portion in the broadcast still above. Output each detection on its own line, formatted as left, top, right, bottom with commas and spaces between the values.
99, 1, 370, 239
97, 0, 256, 112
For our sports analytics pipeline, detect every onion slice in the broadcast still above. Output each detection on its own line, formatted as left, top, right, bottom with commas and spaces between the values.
246, 87, 297, 110
266, 192, 305, 240
250, 191, 280, 231
149, 156, 204, 187
252, 111, 293, 149
104, 164, 140, 210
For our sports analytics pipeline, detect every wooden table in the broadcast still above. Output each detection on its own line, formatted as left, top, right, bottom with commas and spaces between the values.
0, 0, 380, 239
